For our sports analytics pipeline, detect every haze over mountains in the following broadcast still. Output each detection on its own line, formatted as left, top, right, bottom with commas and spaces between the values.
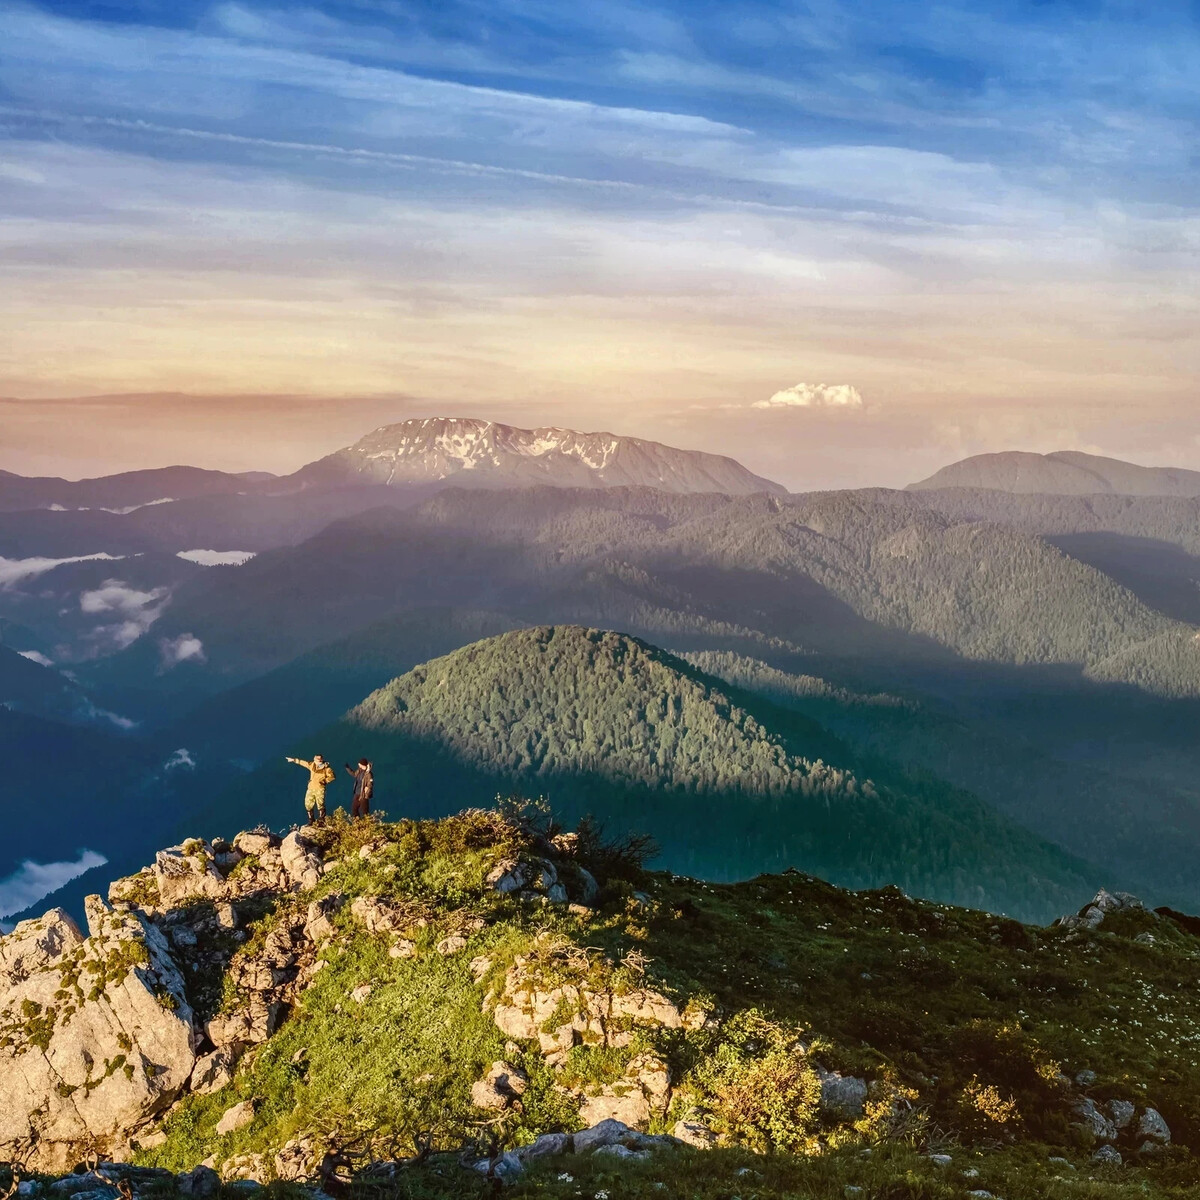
7, 423, 1200, 926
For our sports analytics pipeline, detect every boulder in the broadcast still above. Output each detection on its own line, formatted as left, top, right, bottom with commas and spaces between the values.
279, 832, 323, 891
577, 1054, 670, 1129
0, 909, 83, 981
485, 860, 528, 894
1091, 1145, 1122, 1166
303, 895, 344, 945
190, 1047, 237, 1096
273, 1137, 316, 1182
575, 868, 599, 905
349, 896, 412, 938
178, 1166, 221, 1198
514, 1132, 570, 1162
1107, 1100, 1135, 1130
672, 1119, 717, 1149
1072, 1097, 1117, 1142
1137, 1107, 1170, 1146
436, 935, 468, 956
215, 1100, 256, 1136
0, 903, 196, 1171
471, 1152, 523, 1180
470, 1061, 528, 1110
153, 843, 227, 906
818, 1069, 868, 1119
233, 831, 279, 857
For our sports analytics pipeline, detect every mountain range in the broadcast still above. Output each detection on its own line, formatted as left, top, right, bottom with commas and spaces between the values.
10, 425, 1200, 927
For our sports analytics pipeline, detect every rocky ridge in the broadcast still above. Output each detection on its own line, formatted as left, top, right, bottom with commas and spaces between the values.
0, 810, 1197, 1197
291, 417, 786, 495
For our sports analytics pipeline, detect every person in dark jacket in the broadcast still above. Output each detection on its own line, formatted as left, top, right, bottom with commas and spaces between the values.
344, 757, 374, 818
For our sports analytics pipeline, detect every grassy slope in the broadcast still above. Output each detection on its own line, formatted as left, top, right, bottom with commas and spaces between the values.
205, 626, 1099, 922
141, 809, 1200, 1199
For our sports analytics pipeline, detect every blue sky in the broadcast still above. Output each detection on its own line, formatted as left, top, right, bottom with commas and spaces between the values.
1, 0, 1198, 486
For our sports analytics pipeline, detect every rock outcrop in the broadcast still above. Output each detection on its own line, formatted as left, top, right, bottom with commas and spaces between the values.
0, 904, 195, 1170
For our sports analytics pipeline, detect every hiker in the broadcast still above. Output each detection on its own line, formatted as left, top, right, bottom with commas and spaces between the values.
344, 757, 374, 819
285, 753, 336, 825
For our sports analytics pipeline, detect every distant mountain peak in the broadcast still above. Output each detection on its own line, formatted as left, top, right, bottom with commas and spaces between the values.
293, 416, 785, 495
908, 450, 1200, 497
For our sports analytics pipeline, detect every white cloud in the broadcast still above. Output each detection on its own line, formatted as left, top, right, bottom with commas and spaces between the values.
0, 850, 107, 918
76, 698, 139, 732
0, 553, 123, 588
164, 747, 195, 770
80, 579, 170, 653
159, 633, 206, 670
754, 383, 865, 410
79, 580, 167, 614
176, 549, 257, 566
17, 649, 55, 668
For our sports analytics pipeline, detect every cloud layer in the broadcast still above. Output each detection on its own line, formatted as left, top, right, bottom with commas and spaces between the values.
0, 850, 107, 918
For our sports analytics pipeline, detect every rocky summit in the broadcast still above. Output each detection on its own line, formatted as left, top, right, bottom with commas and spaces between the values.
1, 806, 1199, 1199
290, 416, 786, 494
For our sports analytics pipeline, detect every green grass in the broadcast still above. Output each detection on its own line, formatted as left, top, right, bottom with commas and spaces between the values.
138, 807, 1200, 1193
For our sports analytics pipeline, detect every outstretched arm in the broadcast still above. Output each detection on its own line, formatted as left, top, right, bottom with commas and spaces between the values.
286, 757, 314, 771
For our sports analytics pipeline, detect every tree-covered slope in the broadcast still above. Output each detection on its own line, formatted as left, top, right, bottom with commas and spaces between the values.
212, 626, 1098, 921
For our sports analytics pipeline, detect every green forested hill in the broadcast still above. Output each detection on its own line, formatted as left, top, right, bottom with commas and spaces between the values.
212, 626, 1099, 921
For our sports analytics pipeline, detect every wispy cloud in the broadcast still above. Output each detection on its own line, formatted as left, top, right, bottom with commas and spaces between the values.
80, 579, 170, 653
0, 553, 124, 588
1, 1, 1200, 485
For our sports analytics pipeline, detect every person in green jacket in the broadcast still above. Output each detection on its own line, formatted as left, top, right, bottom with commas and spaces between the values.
285, 753, 336, 824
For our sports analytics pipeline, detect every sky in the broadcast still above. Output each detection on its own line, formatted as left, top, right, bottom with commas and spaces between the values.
1, 1, 1199, 489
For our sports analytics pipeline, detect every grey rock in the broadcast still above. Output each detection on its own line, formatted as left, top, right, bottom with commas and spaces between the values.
575, 868, 600, 904
593, 1144, 649, 1160
0, 906, 195, 1171
233, 831, 279, 856
573, 1119, 637, 1154
514, 1133, 570, 1161
485, 860, 528, 894
671, 1119, 717, 1149
1137, 1107, 1170, 1144
1074, 1070, 1097, 1087
1072, 1097, 1117, 1142
1107, 1100, 1135, 1130
928, 1153, 953, 1167
1091, 1145, 1123, 1166
471, 1152, 523, 1180
178, 1166, 221, 1198
818, 1069, 868, 1118
280, 832, 323, 891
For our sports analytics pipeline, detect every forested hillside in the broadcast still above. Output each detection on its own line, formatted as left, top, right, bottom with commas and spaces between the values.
214, 626, 1098, 921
